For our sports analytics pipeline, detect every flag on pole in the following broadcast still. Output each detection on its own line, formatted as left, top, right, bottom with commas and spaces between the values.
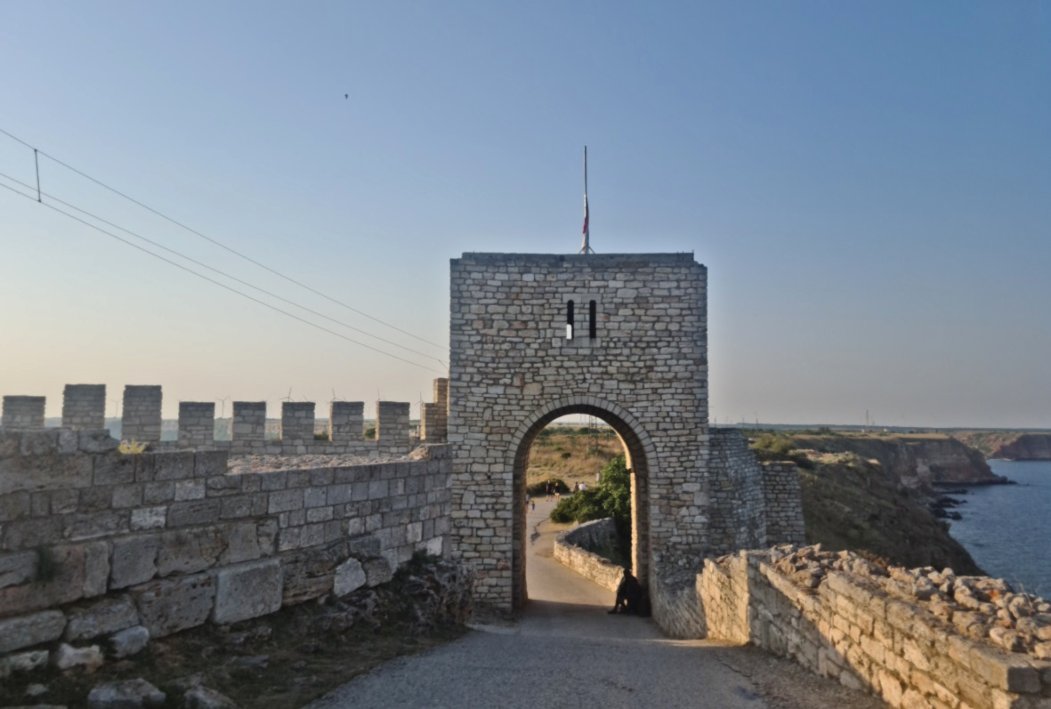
582, 192, 589, 242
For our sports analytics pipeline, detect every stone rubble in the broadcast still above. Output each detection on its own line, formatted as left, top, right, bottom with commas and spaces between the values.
86, 678, 166, 708
766, 543, 1051, 660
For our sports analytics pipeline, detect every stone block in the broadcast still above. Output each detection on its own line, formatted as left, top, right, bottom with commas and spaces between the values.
65, 596, 140, 641
183, 685, 238, 709
167, 499, 221, 527
220, 522, 262, 565
133, 573, 216, 638
110, 536, 160, 589
969, 645, 1042, 694
0, 550, 37, 589
131, 506, 167, 531
194, 451, 229, 478
212, 559, 283, 625
0, 610, 66, 653
108, 625, 150, 658
0, 649, 49, 678
363, 557, 393, 587
94, 455, 137, 485
333, 558, 367, 596
87, 678, 166, 708
153, 452, 196, 481
54, 641, 104, 671
0, 542, 108, 616
157, 527, 224, 576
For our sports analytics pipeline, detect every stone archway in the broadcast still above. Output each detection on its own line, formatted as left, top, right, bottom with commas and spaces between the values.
507, 396, 658, 608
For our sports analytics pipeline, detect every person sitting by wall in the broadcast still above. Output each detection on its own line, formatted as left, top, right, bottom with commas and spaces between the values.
608, 567, 642, 615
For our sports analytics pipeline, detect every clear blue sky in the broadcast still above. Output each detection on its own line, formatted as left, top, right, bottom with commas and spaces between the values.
1, 1, 1048, 427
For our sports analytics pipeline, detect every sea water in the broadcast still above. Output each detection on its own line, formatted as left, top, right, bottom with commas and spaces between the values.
948, 460, 1051, 599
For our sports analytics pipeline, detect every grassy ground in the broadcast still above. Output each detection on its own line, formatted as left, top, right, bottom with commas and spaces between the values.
525, 425, 623, 489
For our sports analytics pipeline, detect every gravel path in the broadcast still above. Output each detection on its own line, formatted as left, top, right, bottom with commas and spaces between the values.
309, 499, 883, 709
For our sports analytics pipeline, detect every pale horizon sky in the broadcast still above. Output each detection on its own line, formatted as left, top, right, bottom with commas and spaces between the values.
1, 2, 1049, 429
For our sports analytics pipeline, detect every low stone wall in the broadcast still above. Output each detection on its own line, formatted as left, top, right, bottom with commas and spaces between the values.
0, 428, 450, 678
700, 545, 1051, 708
552, 518, 623, 591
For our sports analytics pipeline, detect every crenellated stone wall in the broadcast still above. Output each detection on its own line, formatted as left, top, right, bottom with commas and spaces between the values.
2, 379, 452, 458
0, 427, 451, 678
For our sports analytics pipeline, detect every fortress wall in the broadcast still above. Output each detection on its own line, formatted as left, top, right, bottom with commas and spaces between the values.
760, 461, 807, 545
0, 380, 452, 456
700, 547, 1051, 709
552, 518, 623, 592
706, 429, 767, 553
0, 427, 450, 675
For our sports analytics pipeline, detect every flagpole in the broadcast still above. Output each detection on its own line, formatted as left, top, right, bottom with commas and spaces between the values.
580, 145, 593, 254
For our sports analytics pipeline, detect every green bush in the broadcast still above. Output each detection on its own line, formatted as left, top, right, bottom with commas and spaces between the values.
751, 432, 796, 460
550, 456, 632, 560
550, 456, 630, 527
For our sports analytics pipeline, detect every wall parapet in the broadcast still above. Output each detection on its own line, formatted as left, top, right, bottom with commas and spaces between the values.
1, 379, 451, 455
0, 428, 451, 678
552, 518, 623, 592
700, 545, 1051, 709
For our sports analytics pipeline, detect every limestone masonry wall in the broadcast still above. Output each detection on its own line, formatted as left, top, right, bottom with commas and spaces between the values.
0, 427, 450, 678
2, 380, 451, 458
700, 546, 1051, 709
552, 518, 623, 592
758, 461, 807, 546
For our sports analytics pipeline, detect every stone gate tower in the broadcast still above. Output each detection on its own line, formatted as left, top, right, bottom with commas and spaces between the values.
449, 252, 723, 632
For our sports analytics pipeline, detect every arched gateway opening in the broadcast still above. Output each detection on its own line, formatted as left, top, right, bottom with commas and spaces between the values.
510, 399, 656, 608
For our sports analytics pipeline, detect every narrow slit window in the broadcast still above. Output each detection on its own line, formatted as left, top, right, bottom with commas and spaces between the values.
589, 300, 597, 339
566, 300, 575, 340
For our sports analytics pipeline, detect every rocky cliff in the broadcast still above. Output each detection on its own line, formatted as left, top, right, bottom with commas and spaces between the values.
793, 453, 983, 574
788, 433, 1005, 487
986, 433, 1051, 461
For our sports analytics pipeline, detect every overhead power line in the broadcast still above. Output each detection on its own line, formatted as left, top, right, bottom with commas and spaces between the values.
0, 126, 446, 351
0, 180, 444, 375
0, 170, 445, 367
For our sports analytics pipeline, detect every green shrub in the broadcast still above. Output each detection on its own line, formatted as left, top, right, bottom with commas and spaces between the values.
751, 432, 796, 460
550, 456, 632, 558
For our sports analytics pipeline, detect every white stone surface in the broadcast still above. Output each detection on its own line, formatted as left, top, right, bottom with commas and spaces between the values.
333, 558, 367, 597
212, 559, 283, 625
